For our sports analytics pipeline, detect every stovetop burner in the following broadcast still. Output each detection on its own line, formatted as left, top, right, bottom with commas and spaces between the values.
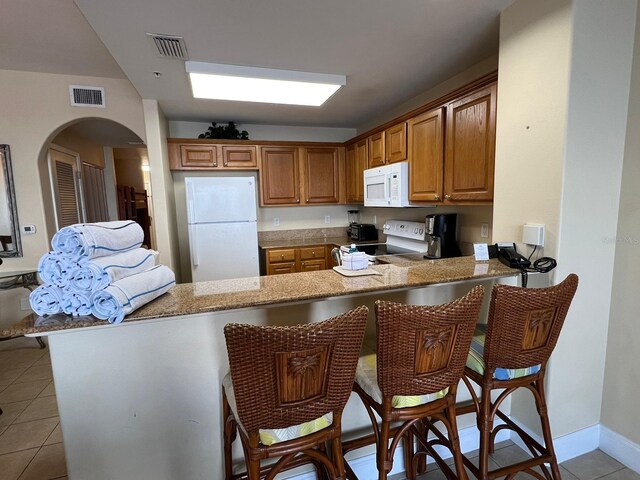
351, 243, 418, 257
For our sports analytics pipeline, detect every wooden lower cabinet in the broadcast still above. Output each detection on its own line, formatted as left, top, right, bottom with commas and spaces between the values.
263, 245, 332, 275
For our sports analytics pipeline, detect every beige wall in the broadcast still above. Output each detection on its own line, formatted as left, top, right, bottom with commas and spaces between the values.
601, 3, 640, 447
52, 130, 105, 168
113, 157, 144, 191
0, 69, 145, 329
495, 0, 637, 442
143, 99, 179, 275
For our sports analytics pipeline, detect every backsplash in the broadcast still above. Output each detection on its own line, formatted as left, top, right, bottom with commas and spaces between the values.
258, 227, 348, 242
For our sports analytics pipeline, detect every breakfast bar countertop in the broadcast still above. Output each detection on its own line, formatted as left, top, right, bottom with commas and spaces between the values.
6, 256, 518, 338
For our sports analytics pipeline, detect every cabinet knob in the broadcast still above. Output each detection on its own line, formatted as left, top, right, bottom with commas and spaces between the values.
434, 194, 441, 201
224, 161, 228, 166
281, 254, 284, 259
312, 251, 315, 256
296, 199, 300, 203
445, 194, 452, 200
301, 262, 305, 266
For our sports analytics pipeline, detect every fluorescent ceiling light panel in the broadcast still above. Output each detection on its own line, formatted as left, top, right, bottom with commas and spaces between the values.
185, 61, 345, 106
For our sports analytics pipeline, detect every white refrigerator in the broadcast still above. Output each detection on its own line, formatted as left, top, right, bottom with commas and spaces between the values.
185, 177, 259, 282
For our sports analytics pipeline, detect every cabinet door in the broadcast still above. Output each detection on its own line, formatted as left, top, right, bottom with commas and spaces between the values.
354, 139, 368, 203
221, 145, 257, 169
179, 145, 218, 168
408, 108, 444, 203
346, 144, 357, 203
299, 259, 326, 272
260, 147, 300, 205
444, 84, 496, 202
302, 148, 340, 204
385, 122, 407, 163
367, 132, 385, 168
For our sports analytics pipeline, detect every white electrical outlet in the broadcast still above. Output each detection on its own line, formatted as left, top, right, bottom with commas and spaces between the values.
273, 217, 280, 227
324, 215, 331, 224
481, 223, 489, 238
372, 215, 377, 225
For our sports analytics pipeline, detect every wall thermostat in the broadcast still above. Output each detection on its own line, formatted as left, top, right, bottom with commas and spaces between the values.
22, 225, 36, 235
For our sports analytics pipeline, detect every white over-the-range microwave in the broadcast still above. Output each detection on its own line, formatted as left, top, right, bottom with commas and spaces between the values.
364, 161, 414, 207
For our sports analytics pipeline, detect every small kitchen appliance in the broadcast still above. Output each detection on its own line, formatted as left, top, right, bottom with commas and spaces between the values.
349, 223, 378, 241
424, 214, 461, 259
346, 209, 360, 237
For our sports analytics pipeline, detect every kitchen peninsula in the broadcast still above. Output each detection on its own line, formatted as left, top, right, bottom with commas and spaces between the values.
9, 257, 519, 480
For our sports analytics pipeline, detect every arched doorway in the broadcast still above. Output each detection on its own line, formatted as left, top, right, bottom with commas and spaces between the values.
39, 118, 155, 249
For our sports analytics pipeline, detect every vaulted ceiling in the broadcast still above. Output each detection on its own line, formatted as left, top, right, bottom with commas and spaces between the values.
1, 0, 513, 129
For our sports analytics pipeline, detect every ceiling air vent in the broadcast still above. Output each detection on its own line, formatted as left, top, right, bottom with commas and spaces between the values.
69, 86, 105, 108
147, 33, 188, 59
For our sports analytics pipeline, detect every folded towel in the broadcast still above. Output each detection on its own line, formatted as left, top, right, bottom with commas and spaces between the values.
91, 265, 176, 324
29, 285, 64, 316
51, 220, 144, 259
66, 249, 160, 294
37, 252, 85, 288
61, 291, 93, 317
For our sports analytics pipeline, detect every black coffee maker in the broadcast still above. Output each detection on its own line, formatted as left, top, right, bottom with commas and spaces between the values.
424, 214, 461, 259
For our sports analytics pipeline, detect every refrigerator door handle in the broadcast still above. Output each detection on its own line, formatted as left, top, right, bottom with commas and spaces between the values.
187, 182, 195, 224
189, 224, 199, 267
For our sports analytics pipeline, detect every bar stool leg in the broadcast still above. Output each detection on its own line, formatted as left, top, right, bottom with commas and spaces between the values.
477, 385, 493, 480
378, 420, 391, 480
330, 435, 346, 480
535, 379, 561, 480
404, 428, 416, 480
445, 400, 468, 480
222, 391, 236, 480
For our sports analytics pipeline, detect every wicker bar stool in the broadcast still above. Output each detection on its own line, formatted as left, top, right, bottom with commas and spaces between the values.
222, 306, 368, 480
344, 286, 485, 480
459, 274, 578, 480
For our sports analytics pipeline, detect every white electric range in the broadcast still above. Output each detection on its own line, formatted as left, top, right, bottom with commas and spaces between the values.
341, 219, 428, 262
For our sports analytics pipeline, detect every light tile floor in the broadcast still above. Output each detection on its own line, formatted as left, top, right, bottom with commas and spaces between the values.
0, 338, 638, 480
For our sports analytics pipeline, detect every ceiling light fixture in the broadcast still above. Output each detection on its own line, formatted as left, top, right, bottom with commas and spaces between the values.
185, 61, 346, 107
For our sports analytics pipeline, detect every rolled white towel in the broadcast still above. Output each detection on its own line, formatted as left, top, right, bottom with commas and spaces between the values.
29, 285, 64, 316
66, 249, 160, 294
51, 220, 144, 259
91, 265, 176, 324
37, 252, 85, 288
61, 291, 93, 317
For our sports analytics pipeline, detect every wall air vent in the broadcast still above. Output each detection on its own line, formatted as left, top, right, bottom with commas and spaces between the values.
69, 86, 105, 108
147, 33, 188, 59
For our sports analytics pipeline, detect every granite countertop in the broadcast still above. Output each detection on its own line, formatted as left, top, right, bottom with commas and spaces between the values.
6, 257, 518, 338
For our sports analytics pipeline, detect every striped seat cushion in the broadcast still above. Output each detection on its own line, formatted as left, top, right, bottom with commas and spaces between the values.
466, 324, 541, 380
355, 353, 448, 408
222, 373, 333, 446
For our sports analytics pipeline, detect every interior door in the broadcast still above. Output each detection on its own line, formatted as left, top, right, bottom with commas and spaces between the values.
49, 147, 84, 229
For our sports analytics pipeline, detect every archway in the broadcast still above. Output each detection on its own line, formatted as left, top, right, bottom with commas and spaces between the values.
37, 118, 155, 248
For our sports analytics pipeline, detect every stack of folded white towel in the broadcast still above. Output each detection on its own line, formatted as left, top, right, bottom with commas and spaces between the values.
29, 220, 176, 324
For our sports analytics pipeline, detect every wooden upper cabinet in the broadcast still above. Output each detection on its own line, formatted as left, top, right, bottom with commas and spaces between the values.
179, 145, 217, 168
354, 139, 367, 203
408, 108, 445, 203
259, 147, 300, 205
385, 122, 407, 163
221, 145, 257, 168
168, 141, 258, 170
444, 84, 496, 202
367, 132, 385, 168
302, 147, 340, 204
345, 144, 357, 203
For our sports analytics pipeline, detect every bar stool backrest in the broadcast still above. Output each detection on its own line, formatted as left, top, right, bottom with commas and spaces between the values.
224, 306, 368, 433
484, 274, 579, 373
375, 286, 484, 398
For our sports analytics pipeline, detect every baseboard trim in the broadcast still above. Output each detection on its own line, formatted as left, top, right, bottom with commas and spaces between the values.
508, 417, 600, 463
599, 425, 640, 474
283, 422, 640, 479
